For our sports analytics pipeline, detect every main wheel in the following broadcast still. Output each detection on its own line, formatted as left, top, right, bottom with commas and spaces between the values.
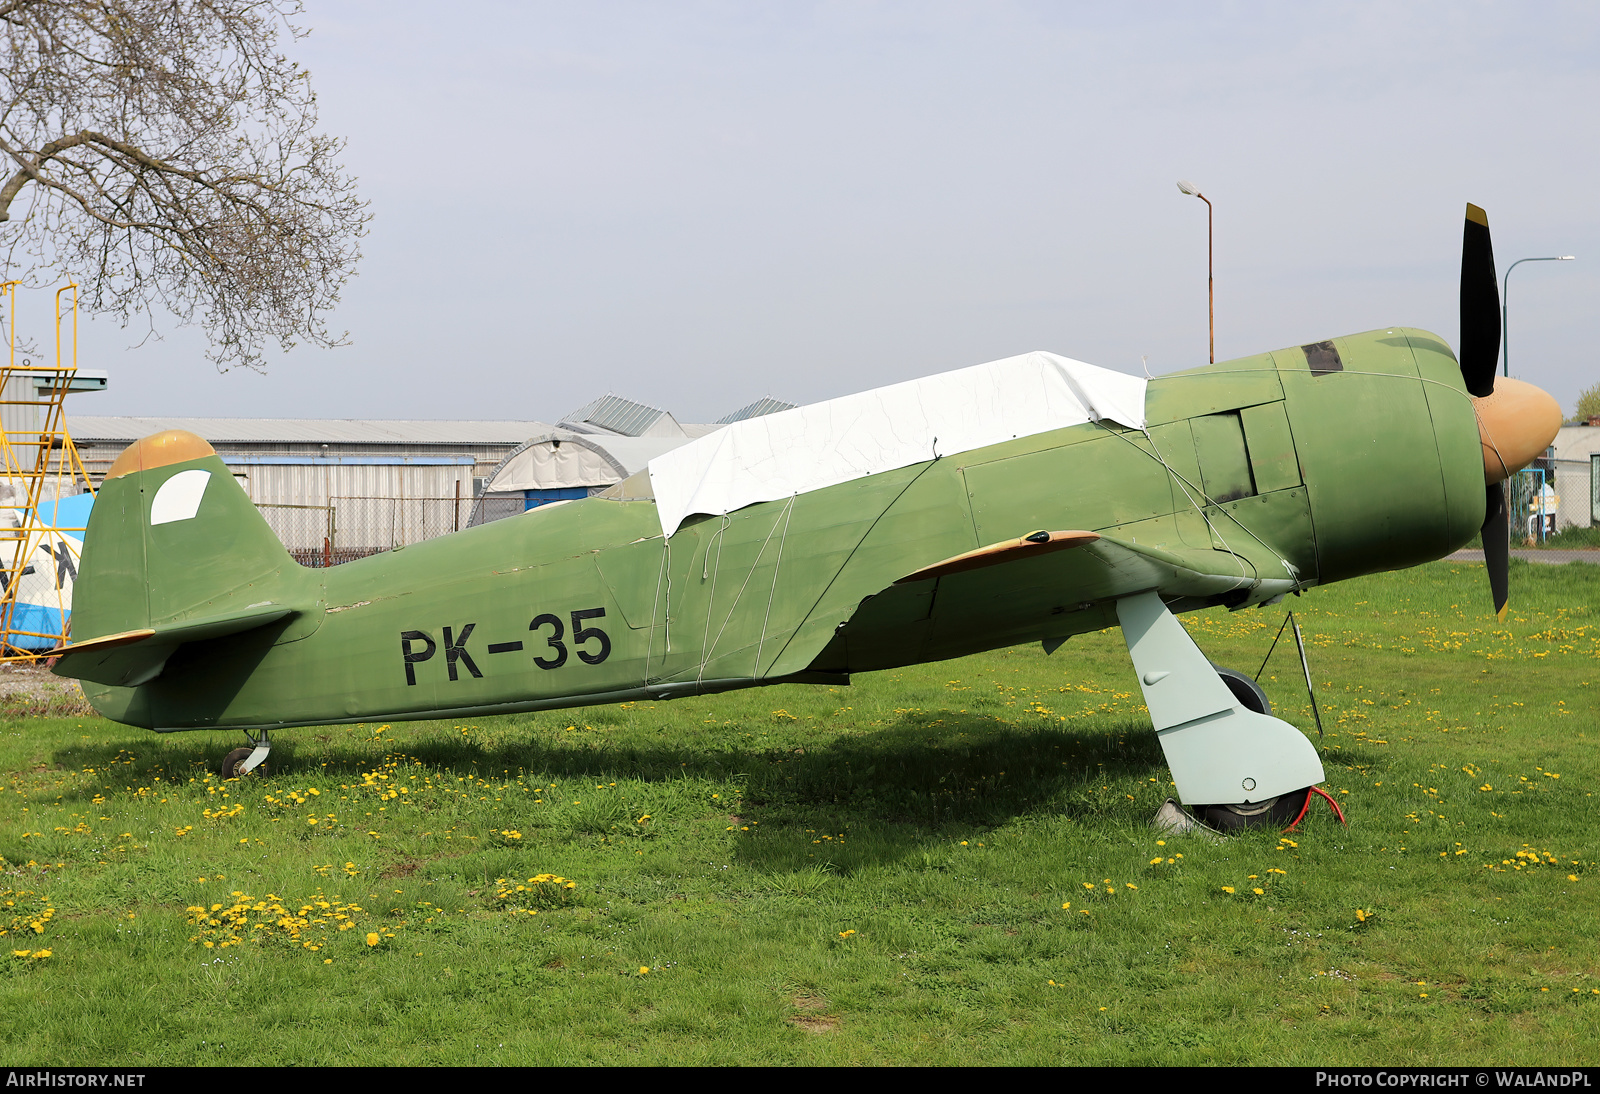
1198, 786, 1313, 831
221, 747, 269, 779
1195, 671, 1302, 829
1213, 665, 1271, 715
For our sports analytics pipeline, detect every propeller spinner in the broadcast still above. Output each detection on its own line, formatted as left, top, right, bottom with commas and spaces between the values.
1460, 204, 1563, 620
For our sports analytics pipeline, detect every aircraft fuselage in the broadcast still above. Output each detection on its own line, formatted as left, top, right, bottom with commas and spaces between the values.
76, 327, 1482, 732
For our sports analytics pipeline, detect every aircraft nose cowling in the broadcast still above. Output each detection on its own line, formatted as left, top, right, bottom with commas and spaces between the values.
1476, 378, 1562, 484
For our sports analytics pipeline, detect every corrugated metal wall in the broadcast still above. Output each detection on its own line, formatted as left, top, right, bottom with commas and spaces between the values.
232, 460, 474, 553
234, 461, 470, 506
0, 375, 38, 440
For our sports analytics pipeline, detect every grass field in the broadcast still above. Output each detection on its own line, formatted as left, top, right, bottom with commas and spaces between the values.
1, 559, 1596, 1066
1533, 525, 1600, 549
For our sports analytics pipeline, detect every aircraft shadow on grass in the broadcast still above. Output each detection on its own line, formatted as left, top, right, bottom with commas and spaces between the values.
37, 710, 1376, 882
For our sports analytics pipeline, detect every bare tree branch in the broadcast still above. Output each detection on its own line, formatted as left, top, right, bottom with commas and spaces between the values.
0, 0, 369, 370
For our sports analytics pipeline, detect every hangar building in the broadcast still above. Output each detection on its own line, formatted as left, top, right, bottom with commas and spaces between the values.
68, 394, 793, 562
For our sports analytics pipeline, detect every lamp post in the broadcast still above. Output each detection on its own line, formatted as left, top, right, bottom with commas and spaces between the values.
1502, 255, 1575, 378
1177, 180, 1213, 363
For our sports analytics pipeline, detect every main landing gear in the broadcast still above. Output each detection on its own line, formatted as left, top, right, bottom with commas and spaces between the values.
1197, 667, 1314, 830
1196, 670, 1347, 830
1117, 592, 1342, 834
220, 728, 272, 779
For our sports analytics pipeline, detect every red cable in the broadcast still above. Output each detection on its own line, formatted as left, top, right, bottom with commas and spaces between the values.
1283, 785, 1348, 831
1309, 785, 1348, 825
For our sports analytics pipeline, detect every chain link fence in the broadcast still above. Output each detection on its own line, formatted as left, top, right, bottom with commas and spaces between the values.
1550, 459, 1594, 531
258, 496, 478, 566
1503, 462, 1599, 542
468, 494, 527, 527
1508, 468, 1562, 544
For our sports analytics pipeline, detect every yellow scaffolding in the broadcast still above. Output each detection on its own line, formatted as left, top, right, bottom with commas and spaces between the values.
0, 281, 96, 660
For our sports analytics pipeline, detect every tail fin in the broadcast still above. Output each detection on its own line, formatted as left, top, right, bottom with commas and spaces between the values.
54, 430, 317, 687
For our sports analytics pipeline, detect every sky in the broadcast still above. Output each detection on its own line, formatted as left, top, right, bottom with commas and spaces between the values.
17, 1, 1600, 424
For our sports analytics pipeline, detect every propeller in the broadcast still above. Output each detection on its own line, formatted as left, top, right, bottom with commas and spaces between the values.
1459, 204, 1500, 399
1481, 479, 1509, 618
1459, 204, 1562, 621
1459, 203, 1509, 619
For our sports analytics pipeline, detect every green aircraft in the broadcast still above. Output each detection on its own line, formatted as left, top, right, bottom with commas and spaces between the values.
51, 205, 1562, 830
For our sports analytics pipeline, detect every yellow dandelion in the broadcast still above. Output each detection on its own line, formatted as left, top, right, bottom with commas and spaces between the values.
1221, 886, 1235, 894
1253, 888, 1264, 895
366, 933, 380, 947
638, 966, 650, 975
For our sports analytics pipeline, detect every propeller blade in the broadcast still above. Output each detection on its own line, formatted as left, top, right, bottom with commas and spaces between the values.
1460, 203, 1501, 398
1482, 481, 1509, 620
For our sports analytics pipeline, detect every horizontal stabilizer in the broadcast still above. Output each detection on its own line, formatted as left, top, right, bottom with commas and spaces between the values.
53, 603, 299, 687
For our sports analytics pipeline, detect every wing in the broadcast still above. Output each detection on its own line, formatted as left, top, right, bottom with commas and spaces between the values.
802, 528, 1297, 675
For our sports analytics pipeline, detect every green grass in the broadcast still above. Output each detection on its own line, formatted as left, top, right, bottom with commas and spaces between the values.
2, 559, 1597, 1065
1530, 525, 1600, 549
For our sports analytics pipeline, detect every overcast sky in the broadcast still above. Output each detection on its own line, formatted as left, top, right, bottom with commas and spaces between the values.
32, 1, 1600, 423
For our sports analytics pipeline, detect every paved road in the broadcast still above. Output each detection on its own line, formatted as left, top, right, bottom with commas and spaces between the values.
1445, 549, 1600, 565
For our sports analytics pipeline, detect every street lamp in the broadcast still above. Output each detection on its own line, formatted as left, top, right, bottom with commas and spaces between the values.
1502, 255, 1575, 378
1177, 180, 1213, 363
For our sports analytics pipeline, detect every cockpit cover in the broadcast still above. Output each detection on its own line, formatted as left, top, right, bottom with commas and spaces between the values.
648, 350, 1148, 536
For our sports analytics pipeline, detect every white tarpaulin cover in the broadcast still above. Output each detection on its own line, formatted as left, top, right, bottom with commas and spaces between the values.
649, 351, 1148, 537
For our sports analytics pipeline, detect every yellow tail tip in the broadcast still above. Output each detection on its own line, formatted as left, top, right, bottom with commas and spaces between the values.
104, 430, 215, 481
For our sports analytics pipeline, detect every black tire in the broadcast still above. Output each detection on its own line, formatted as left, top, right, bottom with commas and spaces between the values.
1194, 671, 1300, 830
221, 746, 269, 779
1214, 665, 1271, 715
1198, 786, 1312, 831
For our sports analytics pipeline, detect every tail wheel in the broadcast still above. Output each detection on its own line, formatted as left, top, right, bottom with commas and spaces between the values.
221, 747, 269, 779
